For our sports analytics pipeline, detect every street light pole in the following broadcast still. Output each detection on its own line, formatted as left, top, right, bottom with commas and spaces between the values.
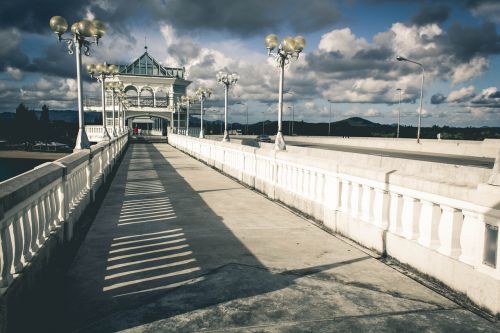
327, 99, 334, 136
396, 88, 402, 138
49, 16, 106, 150
181, 95, 196, 136
217, 71, 239, 142
396, 56, 425, 143
265, 34, 305, 150
87, 63, 119, 140
196, 87, 212, 138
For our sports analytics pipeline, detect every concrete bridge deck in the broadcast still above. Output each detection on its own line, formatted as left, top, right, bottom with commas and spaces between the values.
62, 142, 498, 332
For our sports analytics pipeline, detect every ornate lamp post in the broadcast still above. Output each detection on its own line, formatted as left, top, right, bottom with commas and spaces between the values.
49, 16, 106, 150
86, 62, 119, 140
118, 92, 130, 133
264, 34, 305, 150
195, 87, 212, 138
216, 71, 239, 142
181, 95, 197, 136
396, 56, 424, 143
107, 81, 124, 136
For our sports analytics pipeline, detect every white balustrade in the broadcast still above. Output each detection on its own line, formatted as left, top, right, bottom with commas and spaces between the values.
0, 133, 129, 289
168, 132, 500, 314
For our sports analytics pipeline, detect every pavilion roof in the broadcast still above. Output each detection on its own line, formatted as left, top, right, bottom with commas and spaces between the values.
117, 51, 185, 79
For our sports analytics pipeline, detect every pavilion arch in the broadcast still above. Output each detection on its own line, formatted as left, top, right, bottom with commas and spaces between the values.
140, 86, 154, 107
124, 85, 138, 107
126, 114, 170, 136
154, 88, 169, 107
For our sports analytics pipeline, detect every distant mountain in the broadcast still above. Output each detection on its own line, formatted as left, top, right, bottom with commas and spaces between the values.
334, 117, 380, 127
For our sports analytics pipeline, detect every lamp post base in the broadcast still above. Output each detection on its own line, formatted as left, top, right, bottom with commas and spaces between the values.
199, 129, 204, 138
222, 130, 230, 142
74, 129, 90, 150
274, 131, 286, 150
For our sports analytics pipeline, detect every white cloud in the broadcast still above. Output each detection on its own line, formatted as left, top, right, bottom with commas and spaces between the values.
365, 108, 381, 117
6, 67, 23, 80
318, 28, 368, 58
451, 57, 488, 84
447, 85, 476, 103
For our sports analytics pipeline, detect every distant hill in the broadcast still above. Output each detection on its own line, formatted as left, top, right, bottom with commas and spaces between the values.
334, 117, 380, 127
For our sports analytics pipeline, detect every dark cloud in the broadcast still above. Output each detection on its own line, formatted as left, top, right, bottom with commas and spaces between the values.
431, 93, 446, 104
411, 4, 450, 26
0, 0, 90, 33
143, 0, 341, 36
489, 91, 500, 98
447, 22, 500, 61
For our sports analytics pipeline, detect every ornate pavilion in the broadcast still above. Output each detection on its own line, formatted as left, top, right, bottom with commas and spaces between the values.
84, 48, 193, 133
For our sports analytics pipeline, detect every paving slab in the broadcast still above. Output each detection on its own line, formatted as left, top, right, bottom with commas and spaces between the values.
63, 142, 498, 332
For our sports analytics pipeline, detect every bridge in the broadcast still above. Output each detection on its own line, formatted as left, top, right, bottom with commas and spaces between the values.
0, 133, 498, 332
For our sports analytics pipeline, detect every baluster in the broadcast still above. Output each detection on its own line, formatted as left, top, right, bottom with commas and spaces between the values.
340, 179, 351, 213
29, 203, 40, 254
350, 182, 362, 218
388, 193, 403, 235
361, 185, 374, 222
35, 200, 45, 246
417, 200, 441, 249
21, 207, 33, 262
437, 205, 463, 258
42, 194, 51, 238
0, 220, 14, 286
372, 189, 390, 229
401, 196, 421, 240
459, 210, 480, 266
11, 213, 25, 273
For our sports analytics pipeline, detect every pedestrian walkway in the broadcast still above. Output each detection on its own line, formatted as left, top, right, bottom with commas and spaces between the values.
63, 142, 498, 332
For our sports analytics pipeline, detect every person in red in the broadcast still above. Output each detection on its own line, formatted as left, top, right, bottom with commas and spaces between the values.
133, 126, 138, 135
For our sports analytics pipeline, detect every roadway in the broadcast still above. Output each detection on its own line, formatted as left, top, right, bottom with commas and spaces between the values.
285, 141, 494, 168
61, 142, 498, 332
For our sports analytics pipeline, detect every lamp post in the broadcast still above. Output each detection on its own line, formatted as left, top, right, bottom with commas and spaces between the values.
235, 102, 248, 135
118, 91, 129, 133
87, 62, 119, 140
49, 16, 106, 150
396, 88, 402, 138
327, 99, 334, 136
195, 87, 212, 138
396, 56, 424, 143
217, 71, 239, 142
107, 81, 124, 136
265, 34, 305, 150
181, 95, 196, 136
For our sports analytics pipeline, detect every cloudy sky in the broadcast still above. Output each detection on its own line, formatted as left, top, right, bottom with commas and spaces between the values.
1, 0, 499, 126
